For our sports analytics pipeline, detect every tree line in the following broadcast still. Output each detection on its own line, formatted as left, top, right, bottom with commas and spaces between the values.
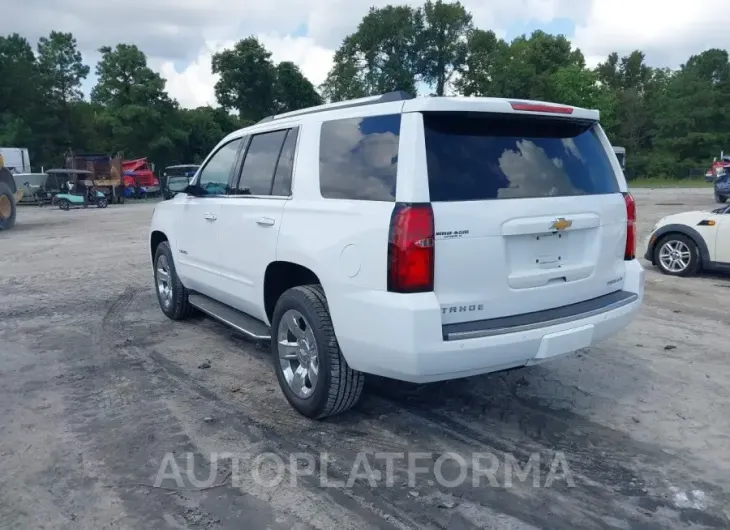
2, 0, 730, 178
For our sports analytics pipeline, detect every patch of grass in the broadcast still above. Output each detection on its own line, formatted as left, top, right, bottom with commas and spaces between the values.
628, 178, 713, 188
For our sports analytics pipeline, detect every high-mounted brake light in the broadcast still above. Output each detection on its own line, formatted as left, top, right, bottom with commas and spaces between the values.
388, 203, 435, 293
509, 102, 574, 114
623, 192, 636, 260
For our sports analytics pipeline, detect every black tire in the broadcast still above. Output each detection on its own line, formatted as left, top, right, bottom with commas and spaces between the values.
271, 284, 365, 419
715, 190, 727, 203
58, 199, 70, 211
0, 181, 17, 230
653, 233, 701, 277
97, 197, 108, 208
153, 241, 194, 320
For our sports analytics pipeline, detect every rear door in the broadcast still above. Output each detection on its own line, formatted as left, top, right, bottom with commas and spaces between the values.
215, 127, 298, 321
421, 111, 627, 325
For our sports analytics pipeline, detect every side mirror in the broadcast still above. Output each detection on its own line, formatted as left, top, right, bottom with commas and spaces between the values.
183, 183, 203, 196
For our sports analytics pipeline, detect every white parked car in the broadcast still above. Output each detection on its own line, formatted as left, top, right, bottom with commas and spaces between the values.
149, 92, 645, 419
644, 205, 730, 276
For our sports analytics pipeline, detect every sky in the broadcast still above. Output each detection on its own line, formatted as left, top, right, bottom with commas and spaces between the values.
2, 0, 729, 109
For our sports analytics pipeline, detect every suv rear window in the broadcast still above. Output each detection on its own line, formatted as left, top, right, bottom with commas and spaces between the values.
423, 112, 619, 202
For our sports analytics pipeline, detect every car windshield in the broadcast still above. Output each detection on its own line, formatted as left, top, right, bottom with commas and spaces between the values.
167, 176, 190, 191
166, 166, 199, 178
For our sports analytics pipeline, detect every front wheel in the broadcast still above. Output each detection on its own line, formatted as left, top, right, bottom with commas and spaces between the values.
654, 233, 700, 277
271, 285, 365, 419
0, 181, 17, 230
715, 190, 727, 203
97, 197, 108, 208
58, 199, 70, 211
153, 241, 194, 320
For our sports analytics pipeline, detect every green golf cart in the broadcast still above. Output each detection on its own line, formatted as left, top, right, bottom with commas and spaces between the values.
51, 169, 109, 210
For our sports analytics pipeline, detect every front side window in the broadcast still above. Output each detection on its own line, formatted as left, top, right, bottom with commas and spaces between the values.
196, 138, 243, 195
319, 114, 400, 202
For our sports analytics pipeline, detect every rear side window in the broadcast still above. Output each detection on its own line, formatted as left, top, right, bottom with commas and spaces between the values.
319, 114, 400, 201
423, 113, 619, 202
236, 130, 288, 195
271, 128, 298, 196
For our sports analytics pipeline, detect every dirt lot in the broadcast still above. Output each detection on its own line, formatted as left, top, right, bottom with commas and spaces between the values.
1, 188, 729, 530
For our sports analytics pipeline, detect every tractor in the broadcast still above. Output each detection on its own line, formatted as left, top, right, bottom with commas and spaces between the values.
0, 155, 23, 231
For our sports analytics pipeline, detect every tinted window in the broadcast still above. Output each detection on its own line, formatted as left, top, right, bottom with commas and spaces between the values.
197, 139, 242, 196
424, 113, 619, 202
271, 128, 298, 196
236, 130, 288, 195
319, 114, 400, 201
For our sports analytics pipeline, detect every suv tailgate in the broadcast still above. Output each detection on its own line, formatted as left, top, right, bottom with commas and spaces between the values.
421, 111, 628, 325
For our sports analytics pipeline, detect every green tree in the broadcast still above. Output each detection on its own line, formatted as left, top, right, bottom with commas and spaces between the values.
274, 61, 322, 113
37, 32, 89, 103
212, 37, 278, 122
92, 44, 171, 108
36, 31, 90, 148
0, 34, 42, 149
544, 65, 618, 131
419, 0, 472, 95
322, 5, 422, 101
454, 29, 508, 96
650, 49, 730, 176
455, 29, 582, 99
91, 44, 182, 165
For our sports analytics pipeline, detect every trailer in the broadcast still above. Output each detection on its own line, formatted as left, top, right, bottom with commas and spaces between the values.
0, 147, 31, 174
66, 152, 125, 204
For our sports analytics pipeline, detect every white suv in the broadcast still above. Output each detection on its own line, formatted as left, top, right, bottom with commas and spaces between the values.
149, 92, 644, 419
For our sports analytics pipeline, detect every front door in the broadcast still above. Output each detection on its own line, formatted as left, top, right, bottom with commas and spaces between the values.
713, 211, 730, 264
216, 127, 299, 322
174, 137, 244, 297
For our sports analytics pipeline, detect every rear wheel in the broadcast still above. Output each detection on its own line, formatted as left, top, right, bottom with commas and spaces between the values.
97, 197, 108, 208
715, 190, 727, 203
0, 181, 17, 230
153, 241, 194, 320
271, 285, 364, 419
654, 233, 700, 277
58, 199, 70, 211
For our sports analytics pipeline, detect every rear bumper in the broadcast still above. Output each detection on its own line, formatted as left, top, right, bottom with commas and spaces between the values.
330, 260, 644, 383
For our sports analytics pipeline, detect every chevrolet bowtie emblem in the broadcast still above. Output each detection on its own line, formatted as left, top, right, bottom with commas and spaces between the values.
550, 218, 572, 231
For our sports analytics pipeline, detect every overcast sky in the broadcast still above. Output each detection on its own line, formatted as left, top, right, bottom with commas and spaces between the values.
2, 0, 728, 108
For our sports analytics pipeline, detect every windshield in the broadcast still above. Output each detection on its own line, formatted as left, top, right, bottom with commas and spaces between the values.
423, 112, 619, 202
167, 176, 190, 191
165, 166, 199, 178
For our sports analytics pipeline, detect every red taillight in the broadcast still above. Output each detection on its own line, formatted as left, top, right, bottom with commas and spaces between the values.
509, 101, 574, 114
623, 192, 636, 260
388, 203, 434, 293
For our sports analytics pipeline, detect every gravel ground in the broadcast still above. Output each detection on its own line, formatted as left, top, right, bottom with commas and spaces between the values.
1, 189, 729, 530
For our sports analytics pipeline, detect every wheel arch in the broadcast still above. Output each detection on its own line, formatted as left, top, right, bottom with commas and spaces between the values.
263, 261, 322, 323
649, 224, 710, 265
150, 230, 169, 262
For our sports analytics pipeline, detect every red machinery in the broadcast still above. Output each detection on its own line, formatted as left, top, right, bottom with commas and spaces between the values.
122, 158, 159, 189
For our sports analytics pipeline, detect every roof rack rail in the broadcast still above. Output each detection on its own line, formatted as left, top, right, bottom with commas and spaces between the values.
256, 91, 415, 124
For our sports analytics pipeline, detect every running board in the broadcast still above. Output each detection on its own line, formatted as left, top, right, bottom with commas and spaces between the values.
188, 293, 271, 341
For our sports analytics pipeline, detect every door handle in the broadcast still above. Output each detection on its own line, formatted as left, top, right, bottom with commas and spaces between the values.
256, 217, 275, 226
203, 213, 217, 221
